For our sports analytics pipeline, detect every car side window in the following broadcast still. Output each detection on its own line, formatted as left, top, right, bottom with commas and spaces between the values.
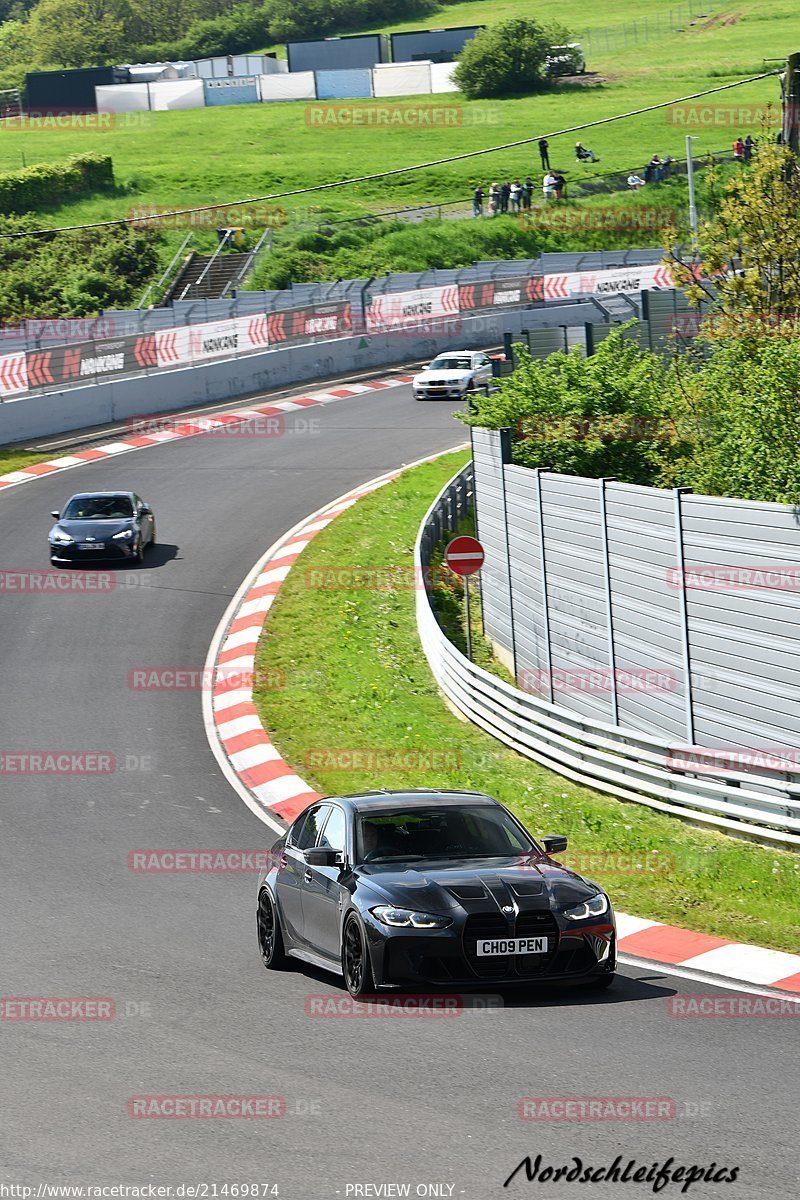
289, 805, 331, 850
318, 806, 347, 854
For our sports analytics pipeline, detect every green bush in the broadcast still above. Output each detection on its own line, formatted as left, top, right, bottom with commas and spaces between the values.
452, 19, 560, 99
0, 153, 114, 215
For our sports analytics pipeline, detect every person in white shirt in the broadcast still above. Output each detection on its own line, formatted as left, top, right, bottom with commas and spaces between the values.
509, 180, 522, 211
543, 171, 557, 200
627, 173, 646, 189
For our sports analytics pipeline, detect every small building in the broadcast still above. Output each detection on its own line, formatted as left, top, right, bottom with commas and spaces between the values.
389, 26, 483, 64
26, 66, 129, 113
286, 34, 390, 74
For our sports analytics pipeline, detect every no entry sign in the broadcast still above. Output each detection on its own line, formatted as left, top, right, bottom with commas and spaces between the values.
445, 535, 485, 577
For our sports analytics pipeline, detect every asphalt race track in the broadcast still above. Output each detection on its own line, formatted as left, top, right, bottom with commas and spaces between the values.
1, 379, 798, 1199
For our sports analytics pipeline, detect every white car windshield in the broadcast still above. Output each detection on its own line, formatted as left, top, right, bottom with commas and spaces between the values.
429, 357, 472, 371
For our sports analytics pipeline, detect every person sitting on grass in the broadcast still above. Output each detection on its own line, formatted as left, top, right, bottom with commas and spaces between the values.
628, 173, 646, 189
575, 141, 598, 163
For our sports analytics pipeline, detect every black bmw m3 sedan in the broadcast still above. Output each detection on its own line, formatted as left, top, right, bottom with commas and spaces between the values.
257, 790, 616, 996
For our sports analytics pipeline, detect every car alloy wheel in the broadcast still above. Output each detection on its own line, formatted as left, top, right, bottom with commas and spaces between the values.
342, 915, 375, 997
257, 889, 286, 969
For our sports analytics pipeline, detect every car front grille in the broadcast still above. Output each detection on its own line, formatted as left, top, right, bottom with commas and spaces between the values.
463, 910, 560, 979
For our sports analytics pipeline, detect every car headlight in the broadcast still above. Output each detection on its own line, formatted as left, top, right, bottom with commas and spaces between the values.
112, 529, 134, 540
371, 905, 452, 929
563, 893, 609, 921
51, 530, 74, 545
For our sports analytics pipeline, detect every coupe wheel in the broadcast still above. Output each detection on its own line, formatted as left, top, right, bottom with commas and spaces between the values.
134, 538, 145, 564
257, 889, 287, 970
342, 915, 375, 997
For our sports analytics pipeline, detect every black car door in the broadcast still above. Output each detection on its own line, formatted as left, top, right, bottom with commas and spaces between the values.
276, 804, 332, 944
301, 804, 350, 961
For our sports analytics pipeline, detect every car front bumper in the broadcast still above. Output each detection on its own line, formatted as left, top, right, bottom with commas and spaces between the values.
50, 539, 138, 562
413, 385, 468, 399
364, 910, 616, 989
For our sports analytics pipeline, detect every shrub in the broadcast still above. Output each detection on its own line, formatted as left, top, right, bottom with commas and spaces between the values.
0, 153, 114, 215
452, 19, 558, 100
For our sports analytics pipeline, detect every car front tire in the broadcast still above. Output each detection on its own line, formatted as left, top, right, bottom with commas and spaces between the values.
342, 914, 376, 997
257, 888, 288, 970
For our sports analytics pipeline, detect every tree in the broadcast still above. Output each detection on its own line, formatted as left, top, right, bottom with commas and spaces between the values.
452, 19, 562, 100
666, 137, 800, 336
26, 0, 138, 65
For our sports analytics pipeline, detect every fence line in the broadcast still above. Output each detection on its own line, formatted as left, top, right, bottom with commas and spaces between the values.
416, 463, 800, 847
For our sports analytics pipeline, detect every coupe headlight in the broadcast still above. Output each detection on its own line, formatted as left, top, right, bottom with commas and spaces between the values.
51, 530, 74, 545
564, 893, 609, 921
112, 529, 134, 540
371, 905, 452, 929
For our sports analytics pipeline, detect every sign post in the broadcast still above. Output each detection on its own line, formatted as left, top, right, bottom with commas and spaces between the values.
444, 535, 485, 662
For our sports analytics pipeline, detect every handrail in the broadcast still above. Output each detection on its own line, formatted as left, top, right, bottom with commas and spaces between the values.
414, 464, 800, 848
221, 228, 271, 298
178, 229, 233, 302
138, 233, 192, 309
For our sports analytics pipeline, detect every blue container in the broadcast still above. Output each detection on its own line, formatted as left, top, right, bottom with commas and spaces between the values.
314, 68, 373, 100
203, 77, 259, 106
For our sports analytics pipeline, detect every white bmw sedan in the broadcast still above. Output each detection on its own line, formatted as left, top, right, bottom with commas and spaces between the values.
412, 350, 493, 400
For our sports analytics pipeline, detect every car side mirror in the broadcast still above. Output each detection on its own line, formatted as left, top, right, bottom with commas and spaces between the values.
51, 510, 60, 519
305, 847, 345, 868
543, 835, 568, 856
140, 504, 152, 515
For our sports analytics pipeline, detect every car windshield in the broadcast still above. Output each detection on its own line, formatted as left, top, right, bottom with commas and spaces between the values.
355, 805, 537, 863
429, 357, 472, 371
62, 495, 134, 520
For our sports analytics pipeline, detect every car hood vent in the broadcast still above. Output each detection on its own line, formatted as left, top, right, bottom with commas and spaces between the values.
510, 880, 546, 897
447, 884, 487, 899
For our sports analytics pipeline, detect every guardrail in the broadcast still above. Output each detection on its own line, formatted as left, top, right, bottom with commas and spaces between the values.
415, 464, 800, 848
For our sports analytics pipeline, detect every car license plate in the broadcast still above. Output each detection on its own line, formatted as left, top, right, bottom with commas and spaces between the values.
476, 936, 547, 956
79, 542, 104, 550
430, 388, 447, 395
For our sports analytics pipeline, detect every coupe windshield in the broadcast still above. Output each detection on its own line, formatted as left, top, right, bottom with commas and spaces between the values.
428, 357, 472, 371
62, 495, 134, 521
356, 805, 536, 863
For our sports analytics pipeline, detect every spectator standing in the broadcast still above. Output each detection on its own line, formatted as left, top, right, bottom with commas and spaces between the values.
509, 179, 522, 212
499, 180, 511, 213
552, 171, 565, 200
733, 136, 745, 161
543, 171, 557, 201
660, 153, 672, 180
488, 182, 500, 215
522, 176, 533, 210
743, 134, 754, 162
538, 138, 551, 169
473, 185, 484, 217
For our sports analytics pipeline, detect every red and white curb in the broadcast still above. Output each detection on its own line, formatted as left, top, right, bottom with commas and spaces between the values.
0, 373, 414, 493
203, 460, 800, 998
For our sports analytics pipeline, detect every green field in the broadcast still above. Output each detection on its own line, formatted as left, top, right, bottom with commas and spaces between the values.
1, 0, 795, 250
252, 451, 800, 953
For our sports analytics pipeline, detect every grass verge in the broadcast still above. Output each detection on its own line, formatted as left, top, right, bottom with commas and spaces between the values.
252, 449, 800, 953
0, 447, 52, 476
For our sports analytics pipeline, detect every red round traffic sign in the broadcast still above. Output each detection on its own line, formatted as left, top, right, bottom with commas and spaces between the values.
445, 535, 485, 577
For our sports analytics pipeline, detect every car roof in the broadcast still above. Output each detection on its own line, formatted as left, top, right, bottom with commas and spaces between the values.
323, 789, 498, 814
431, 350, 478, 356
66, 490, 136, 500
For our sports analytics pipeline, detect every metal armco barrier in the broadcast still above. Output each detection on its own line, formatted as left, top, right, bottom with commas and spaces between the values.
0, 248, 671, 402
415, 465, 800, 848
